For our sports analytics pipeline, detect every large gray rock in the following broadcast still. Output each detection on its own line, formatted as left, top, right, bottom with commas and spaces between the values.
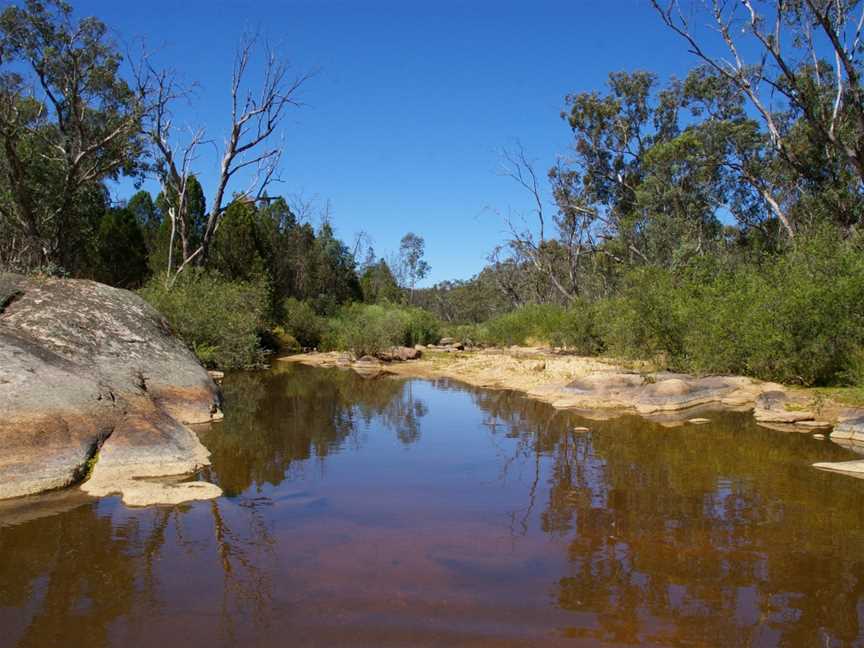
0, 274, 222, 503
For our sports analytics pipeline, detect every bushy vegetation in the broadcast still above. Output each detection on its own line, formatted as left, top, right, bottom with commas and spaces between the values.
470, 230, 864, 386
321, 303, 440, 357
281, 298, 327, 349
140, 271, 269, 369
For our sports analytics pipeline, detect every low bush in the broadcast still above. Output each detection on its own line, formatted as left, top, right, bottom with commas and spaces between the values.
322, 303, 440, 356
472, 302, 603, 353
551, 302, 605, 355
140, 270, 269, 369
468, 228, 864, 387
480, 304, 567, 347
282, 298, 327, 348
595, 267, 687, 363
441, 322, 487, 347
594, 229, 864, 385
403, 306, 441, 347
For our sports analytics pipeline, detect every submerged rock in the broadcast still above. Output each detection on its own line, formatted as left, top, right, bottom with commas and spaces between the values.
795, 420, 833, 431
0, 273, 222, 503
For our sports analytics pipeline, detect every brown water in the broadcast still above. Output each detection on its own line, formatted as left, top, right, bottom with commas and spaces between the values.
2, 364, 864, 647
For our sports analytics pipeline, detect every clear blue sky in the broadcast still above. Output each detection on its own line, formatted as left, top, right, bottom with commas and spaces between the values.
74, 0, 703, 285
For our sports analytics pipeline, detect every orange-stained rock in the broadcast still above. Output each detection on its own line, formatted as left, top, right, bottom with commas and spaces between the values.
0, 273, 222, 502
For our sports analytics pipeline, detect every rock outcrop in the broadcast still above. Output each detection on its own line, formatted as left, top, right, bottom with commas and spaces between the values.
0, 273, 222, 504
754, 390, 815, 423
549, 371, 776, 415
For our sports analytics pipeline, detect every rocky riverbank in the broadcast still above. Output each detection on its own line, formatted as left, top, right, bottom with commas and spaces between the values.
280, 345, 864, 477
0, 274, 223, 505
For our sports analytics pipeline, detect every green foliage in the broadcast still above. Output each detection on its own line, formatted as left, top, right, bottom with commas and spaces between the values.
403, 306, 440, 347
209, 199, 361, 319
140, 270, 269, 369
415, 264, 520, 323
474, 302, 603, 354
596, 268, 687, 363
360, 259, 402, 304
93, 208, 148, 288
480, 304, 567, 347
549, 303, 605, 355
397, 232, 430, 303
282, 298, 327, 348
210, 198, 267, 282
270, 327, 301, 353
466, 228, 864, 387
322, 303, 440, 356
147, 176, 207, 276
0, 0, 145, 272
594, 229, 864, 385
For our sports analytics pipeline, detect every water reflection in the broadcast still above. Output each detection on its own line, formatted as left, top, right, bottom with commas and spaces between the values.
197, 365, 429, 496
1, 363, 864, 647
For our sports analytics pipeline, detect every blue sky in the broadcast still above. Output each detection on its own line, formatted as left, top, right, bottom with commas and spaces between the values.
74, 0, 705, 285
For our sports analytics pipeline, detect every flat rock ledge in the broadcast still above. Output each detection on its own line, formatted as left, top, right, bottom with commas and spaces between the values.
553, 372, 776, 415
0, 273, 223, 506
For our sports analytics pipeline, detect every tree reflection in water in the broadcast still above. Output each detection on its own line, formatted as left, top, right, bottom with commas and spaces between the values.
2, 364, 864, 647
464, 385, 864, 645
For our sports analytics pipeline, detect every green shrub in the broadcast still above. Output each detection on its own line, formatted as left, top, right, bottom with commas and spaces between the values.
264, 326, 301, 353
442, 322, 487, 347
592, 228, 864, 385
729, 232, 864, 385
470, 302, 604, 352
322, 303, 441, 356
596, 267, 687, 363
480, 304, 567, 346
552, 302, 605, 354
282, 298, 327, 348
140, 270, 269, 369
323, 304, 406, 356
403, 306, 440, 346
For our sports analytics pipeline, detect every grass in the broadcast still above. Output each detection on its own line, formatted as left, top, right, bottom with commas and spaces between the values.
809, 386, 864, 408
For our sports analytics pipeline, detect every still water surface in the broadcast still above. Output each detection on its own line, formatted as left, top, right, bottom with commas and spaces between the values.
2, 363, 864, 647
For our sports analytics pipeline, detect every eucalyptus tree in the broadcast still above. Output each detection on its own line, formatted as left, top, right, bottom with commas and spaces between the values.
397, 232, 430, 304
0, 0, 146, 272
652, 0, 864, 235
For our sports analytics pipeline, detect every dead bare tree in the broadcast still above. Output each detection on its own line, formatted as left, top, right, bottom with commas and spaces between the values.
132, 55, 204, 282
137, 34, 310, 284
497, 143, 585, 302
